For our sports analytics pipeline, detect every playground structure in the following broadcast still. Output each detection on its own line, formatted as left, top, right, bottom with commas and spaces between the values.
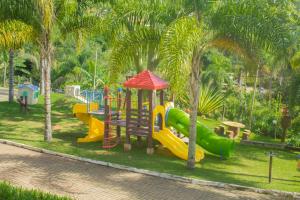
73, 70, 234, 161
18, 83, 39, 105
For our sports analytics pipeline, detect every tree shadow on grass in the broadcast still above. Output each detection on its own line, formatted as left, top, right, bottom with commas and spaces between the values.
53, 129, 278, 187
275, 151, 299, 161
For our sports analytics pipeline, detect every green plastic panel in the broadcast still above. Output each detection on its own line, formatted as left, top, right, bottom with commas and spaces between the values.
166, 108, 234, 158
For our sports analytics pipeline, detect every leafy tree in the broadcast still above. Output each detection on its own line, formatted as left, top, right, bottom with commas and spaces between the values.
0, 0, 101, 141
160, 0, 293, 168
0, 20, 36, 102
100, 0, 183, 81
201, 50, 233, 90
51, 34, 108, 90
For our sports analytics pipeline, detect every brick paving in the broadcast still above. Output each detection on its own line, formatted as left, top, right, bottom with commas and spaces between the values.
0, 143, 287, 200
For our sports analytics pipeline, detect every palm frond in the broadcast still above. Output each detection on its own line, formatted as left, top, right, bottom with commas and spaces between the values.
291, 51, 300, 70
209, 37, 258, 68
0, 0, 42, 32
179, 82, 225, 116
109, 27, 161, 81
0, 20, 36, 49
198, 83, 224, 116
159, 16, 203, 95
211, 0, 295, 58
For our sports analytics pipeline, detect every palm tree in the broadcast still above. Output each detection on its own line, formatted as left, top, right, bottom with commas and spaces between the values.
160, 0, 294, 168
0, 20, 36, 103
0, 0, 101, 141
100, 0, 183, 81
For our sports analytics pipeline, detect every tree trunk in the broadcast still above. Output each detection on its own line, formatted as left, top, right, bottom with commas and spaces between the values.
249, 65, 259, 129
41, 34, 52, 142
238, 68, 242, 88
3, 63, 6, 87
8, 49, 14, 103
134, 53, 143, 73
40, 52, 45, 95
147, 44, 156, 71
281, 128, 287, 143
187, 49, 201, 169
268, 74, 273, 103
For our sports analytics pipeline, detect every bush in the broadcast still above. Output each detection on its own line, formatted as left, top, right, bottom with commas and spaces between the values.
223, 92, 250, 122
224, 91, 283, 137
287, 134, 300, 148
291, 108, 300, 134
0, 182, 72, 200
251, 105, 282, 136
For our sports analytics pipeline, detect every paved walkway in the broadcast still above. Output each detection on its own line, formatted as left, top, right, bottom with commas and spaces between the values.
0, 87, 8, 101
0, 143, 287, 200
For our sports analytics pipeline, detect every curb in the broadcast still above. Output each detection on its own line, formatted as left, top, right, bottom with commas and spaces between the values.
0, 139, 299, 199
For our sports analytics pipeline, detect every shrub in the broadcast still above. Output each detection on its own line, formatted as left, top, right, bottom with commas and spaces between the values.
287, 134, 300, 147
251, 106, 282, 136
224, 91, 283, 137
291, 107, 300, 134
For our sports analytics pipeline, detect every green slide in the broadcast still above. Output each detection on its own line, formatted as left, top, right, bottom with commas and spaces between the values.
166, 108, 234, 158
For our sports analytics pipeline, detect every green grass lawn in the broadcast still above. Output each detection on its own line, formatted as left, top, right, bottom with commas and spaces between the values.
249, 133, 283, 143
0, 182, 71, 200
0, 94, 299, 192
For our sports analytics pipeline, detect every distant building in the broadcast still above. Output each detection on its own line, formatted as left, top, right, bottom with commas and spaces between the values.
65, 85, 80, 97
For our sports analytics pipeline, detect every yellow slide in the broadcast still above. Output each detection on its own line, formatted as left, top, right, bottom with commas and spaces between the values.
152, 104, 204, 162
73, 103, 104, 143
153, 128, 204, 162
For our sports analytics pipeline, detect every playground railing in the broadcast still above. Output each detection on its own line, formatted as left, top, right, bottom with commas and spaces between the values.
81, 90, 104, 112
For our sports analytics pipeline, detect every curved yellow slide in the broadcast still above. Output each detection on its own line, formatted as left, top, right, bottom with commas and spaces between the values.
73, 103, 104, 143
153, 128, 204, 162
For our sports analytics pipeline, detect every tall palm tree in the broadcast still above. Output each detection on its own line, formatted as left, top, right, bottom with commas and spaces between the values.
0, 0, 101, 141
0, 20, 36, 103
160, 0, 294, 168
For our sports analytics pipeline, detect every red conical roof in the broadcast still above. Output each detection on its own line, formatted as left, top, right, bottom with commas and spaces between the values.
123, 70, 169, 90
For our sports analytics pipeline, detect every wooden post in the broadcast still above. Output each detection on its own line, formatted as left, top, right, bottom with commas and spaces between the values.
86, 91, 90, 113
147, 90, 154, 155
116, 88, 122, 143
24, 96, 28, 113
137, 90, 143, 146
268, 151, 275, 183
103, 86, 109, 148
124, 89, 132, 151
160, 90, 164, 106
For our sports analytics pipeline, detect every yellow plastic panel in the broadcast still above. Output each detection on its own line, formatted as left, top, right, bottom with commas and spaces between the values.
73, 103, 104, 143
153, 128, 204, 162
73, 103, 99, 114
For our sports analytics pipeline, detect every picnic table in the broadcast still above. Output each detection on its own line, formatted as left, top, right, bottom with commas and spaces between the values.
222, 121, 245, 138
